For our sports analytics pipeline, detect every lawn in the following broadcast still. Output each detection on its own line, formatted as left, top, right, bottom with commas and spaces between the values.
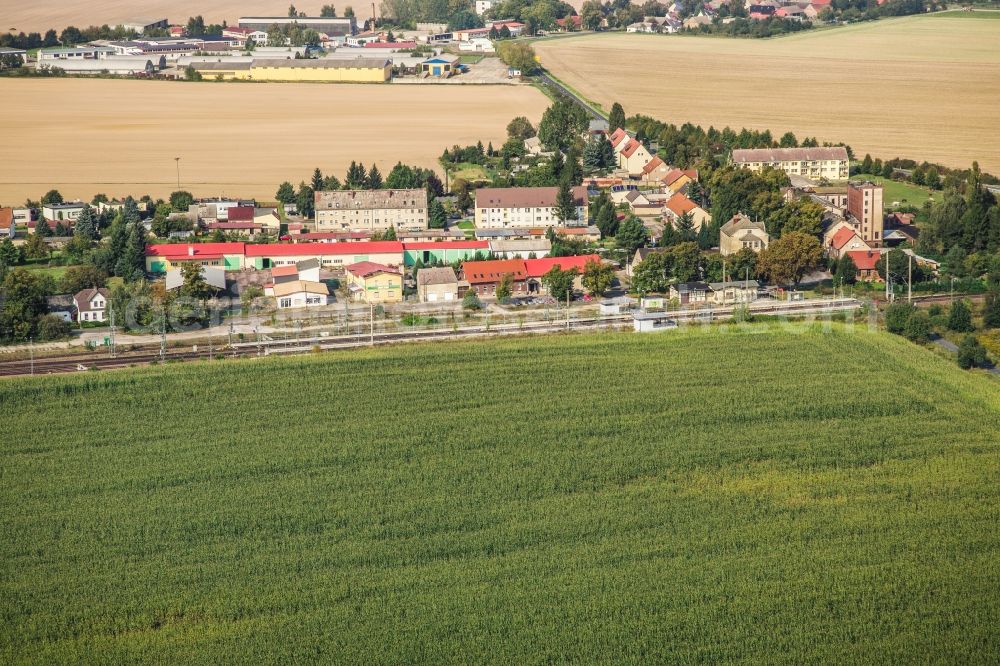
2, 327, 999, 663
448, 162, 491, 183
854, 173, 937, 209
21, 262, 70, 282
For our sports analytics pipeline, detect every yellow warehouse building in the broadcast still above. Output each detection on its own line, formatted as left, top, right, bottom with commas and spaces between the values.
192, 57, 391, 83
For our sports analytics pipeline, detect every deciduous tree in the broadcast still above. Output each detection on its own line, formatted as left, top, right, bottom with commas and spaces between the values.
756, 231, 823, 285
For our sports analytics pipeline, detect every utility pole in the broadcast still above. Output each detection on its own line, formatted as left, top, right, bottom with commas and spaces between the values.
174, 157, 181, 190
370, 303, 374, 346
29, 337, 34, 376
160, 317, 166, 361
907, 253, 912, 303
882, 250, 890, 303
565, 289, 570, 330
109, 305, 117, 359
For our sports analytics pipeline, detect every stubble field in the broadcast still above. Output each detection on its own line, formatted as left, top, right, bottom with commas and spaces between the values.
535, 13, 1000, 173
1, 1, 334, 34
2, 326, 1000, 662
0, 79, 549, 205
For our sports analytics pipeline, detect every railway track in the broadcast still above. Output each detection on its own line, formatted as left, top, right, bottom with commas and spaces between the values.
0, 299, 861, 378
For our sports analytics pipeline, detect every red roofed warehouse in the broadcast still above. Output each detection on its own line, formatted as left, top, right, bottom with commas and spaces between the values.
461, 254, 601, 297
145, 243, 246, 273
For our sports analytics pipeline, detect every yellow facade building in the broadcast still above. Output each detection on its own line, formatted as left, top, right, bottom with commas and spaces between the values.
192, 57, 391, 82
345, 261, 403, 304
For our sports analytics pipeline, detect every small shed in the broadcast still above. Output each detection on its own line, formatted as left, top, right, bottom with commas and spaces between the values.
633, 311, 678, 333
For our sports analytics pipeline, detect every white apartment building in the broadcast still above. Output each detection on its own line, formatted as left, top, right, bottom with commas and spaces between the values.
474, 186, 589, 228
731, 147, 850, 181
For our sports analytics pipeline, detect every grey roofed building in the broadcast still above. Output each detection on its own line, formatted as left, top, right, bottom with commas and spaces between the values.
416, 267, 459, 286
39, 56, 161, 74
118, 18, 169, 33
192, 61, 252, 71
672, 282, 710, 294
589, 119, 609, 133
38, 46, 117, 59
731, 146, 849, 164
165, 266, 227, 291
720, 213, 765, 235
708, 280, 759, 290
489, 239, 551, 255
237, 16, 357, 35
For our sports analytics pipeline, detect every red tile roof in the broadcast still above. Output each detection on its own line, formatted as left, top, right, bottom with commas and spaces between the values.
848, 250, 880, 271
271, 265, 299, 277
226, 206, 255, 221
620, 138, 645, 159
346, 261, 400, 278
641, 156, 666, 175
664, 193, 699, 216
829, 226, 860, 250
0, 207, 12, 229
523, 254, 600, 278
245, 241, 403, 256
609, 128, 628, 146
146, 242, 245, 258
461, 259, 528, 284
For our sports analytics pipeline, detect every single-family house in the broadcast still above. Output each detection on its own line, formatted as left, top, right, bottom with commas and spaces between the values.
42, 202, 86, 222
663, 193, 711, 231
826, 224, 871, 258
641, 156, 672, 183
662, 168, 698, 193
719, 213, 769, 256
273, 280, 329, 308
617, 138, 655, 176
848, 250, 881, 281
0, 208, 15, 239
74, 287, 110, 323
417, 266, 461, 303
346, 261, 402, 303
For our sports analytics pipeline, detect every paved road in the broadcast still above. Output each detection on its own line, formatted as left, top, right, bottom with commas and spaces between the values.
536, 70, 605, 121
930, 334, 1000, 375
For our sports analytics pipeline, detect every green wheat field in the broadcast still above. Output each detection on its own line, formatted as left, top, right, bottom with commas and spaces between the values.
2, 325, 998, 663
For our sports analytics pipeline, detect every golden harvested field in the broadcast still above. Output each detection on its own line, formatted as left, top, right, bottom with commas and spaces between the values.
0, 79, 549, 205
535, 13, 1000, 174
1, 2, 350, 34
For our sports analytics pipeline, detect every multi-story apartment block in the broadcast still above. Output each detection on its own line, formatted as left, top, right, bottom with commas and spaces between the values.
847, 180, 884, 244
314, 189, 428, 232
731, 147, 849, 181
474, 186, 589, 228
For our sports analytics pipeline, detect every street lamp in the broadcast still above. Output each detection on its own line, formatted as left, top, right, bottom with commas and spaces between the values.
174, 157, 181, 190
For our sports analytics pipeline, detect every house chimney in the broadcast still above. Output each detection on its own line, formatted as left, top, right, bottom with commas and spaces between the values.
188, 245, 194, 256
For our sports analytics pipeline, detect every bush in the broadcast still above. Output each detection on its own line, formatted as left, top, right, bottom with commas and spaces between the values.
903, 310, 930, 344
463, 291, 482, 310
957, 335, 989, 370
885, 302, 915, 334
36, 314, 72, 341
947, 300, 974, 333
